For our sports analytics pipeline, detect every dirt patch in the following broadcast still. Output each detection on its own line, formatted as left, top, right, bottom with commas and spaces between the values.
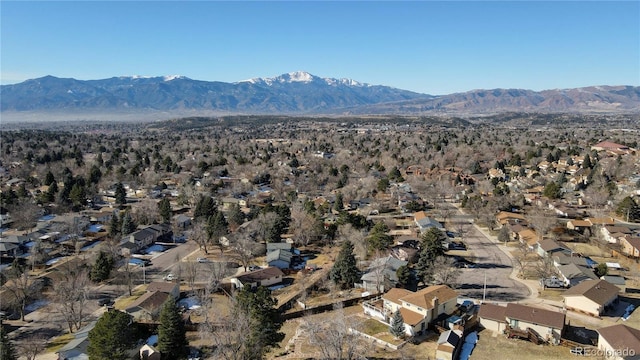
472, 329, 573, 360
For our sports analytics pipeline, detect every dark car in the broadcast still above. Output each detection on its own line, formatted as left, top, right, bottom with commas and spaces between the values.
97, 298, 114, 306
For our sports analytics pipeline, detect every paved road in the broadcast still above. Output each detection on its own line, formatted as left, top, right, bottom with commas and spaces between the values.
446, 205, 530, 302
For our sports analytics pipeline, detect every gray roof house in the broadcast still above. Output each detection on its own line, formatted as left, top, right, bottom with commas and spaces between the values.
360, 255, 408, 293
266, 249, 293, 269
557, 263, 598, 287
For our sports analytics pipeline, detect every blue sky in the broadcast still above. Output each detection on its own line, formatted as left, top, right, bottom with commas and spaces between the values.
1, 1, 638, 94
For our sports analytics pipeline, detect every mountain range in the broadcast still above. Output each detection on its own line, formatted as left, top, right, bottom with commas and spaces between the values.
1, 71, 639, 116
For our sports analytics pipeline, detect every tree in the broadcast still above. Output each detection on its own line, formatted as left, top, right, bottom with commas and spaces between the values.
616, 196, 640, 222
389, 309, 405, 339
396, 265, 411, 288
415, 228, 447, 284
0, 325, 17, 360
109, 211, 120, 239
497, 226, 511, 244
232, 286, 284, 359
120, 211, 136, 236
367, 221, 393, 251
334, 192, 344, 212
158, 197, 172, 223
54, 261, 91, 333
194, 195, 216, 221
157, 297, 188, 360
206, 211, 228, 252
542, 182, 562, 199
330, 241, 360, 289
227, 203, 245, 230
527, 208, 557, 242
595, 263, 609, 277
302, 303, 368, 360
3, 262, 42, 321
377, 178, 390, 192
87, 310, 135, 360
430, 256, 462, 286
114, 182, 126, 205
90, 251, 114, 283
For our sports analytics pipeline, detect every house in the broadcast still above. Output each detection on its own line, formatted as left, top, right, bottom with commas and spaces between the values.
478, 303, 508, 334
537, 239, 571, 258
362, 285, 458, 336
566, 219, 592, 232
436, 328, 463, 360
359, 256, 408, 293
173, 214, 192, 230
505, 303, 565, 343
139, 344, 161, 360
601, 225, 632, 244
125, 291, 170, 321
597, 324, 640, 360
601, 275, 627, 291
517, 228, 538, 248
56, 319, 98, 360
266, 242, 293, 253
620, 236, 640, 258
266, 249, 293, 269
495, 211, 527, 227
0, 235, 29, 257
479, 303, 565, 343
146, 281, 180, 299
552, 253, 588, 268
414, 211, 443, 232
231, 267, 284, 289
591, 141, 632, 154
556, 263, 598, 287
563, 279, 619, 317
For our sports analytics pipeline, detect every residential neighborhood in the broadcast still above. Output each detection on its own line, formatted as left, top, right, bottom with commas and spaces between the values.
1, 118, 640, 360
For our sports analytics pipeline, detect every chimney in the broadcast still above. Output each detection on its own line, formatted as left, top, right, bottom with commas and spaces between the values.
432, 296, 439, 309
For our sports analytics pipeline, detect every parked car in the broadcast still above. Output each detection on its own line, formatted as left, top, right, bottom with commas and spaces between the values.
248, 265, 261, 271
97, 298, 114, 306
164, 273, 177, 281
197, 257, 210, 263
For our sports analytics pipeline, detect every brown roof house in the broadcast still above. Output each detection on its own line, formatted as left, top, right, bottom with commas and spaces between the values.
563, 279, 619, 317
597, 324, 640, 360
146, 281, 180, 300
479, 303, 565, 343
231, 266, 284, 289
620, 236, 640, 258
362, 285, 458, 337
125, 291, 170, 321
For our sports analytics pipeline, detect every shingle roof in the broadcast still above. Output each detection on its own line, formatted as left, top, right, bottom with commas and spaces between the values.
126, 291, 169, 313
400, 285, 457, 309
235, 266, 284, 283
146, 281, 178, 294
382, 288, 413, 305
597, 324, 640, 354
398, 307, 424, 326
563, 279, 619, 305
504, 303, 565, 330
478, 303, 507, 322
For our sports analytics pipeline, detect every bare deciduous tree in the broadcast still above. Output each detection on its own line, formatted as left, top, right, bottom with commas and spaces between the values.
527, 208, 557, 242
54, 260, 92, 333
430, 256, 462, 287
301, 303, 369, 360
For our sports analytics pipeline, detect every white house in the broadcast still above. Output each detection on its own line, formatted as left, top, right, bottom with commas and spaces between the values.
362, 285, 458, 337
597, 324, 640, 360
563, 279, 619, 317
479, 303, 565, 343
231, 266, 284, 289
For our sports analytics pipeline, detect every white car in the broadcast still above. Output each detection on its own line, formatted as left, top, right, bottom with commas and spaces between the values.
197, 257, 210, 263
163, 273, 177, 281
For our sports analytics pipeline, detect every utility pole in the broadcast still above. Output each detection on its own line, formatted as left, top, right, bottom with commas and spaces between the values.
482, 271, 487, 304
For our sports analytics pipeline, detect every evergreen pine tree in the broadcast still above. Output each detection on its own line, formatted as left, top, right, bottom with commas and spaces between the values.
329, 241, 360, 289
396, 265, 411, 287
157, 297, 188, 360
234, 286, 284, 359
114, 182, 126, 205
368, 221, 393, 251
90, 251, 114, 283
121, 212, 136, 236
158, 197, 172, 223
0, 325, 17, 360
389, 309, 405, 339
87, 310, 134, 360
109, 212, 121, 239
228, 203, 245, 229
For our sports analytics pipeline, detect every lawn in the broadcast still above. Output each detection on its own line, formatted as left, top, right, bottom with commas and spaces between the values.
472, 329, 574, 360
361, 318, 390, 336
45, 333, 74, 353
113, 287, 146, 310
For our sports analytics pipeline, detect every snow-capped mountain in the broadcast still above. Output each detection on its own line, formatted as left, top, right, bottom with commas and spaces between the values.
239, 71, 366, 87
1, 72, 638, 115
1, 72, 424, 113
